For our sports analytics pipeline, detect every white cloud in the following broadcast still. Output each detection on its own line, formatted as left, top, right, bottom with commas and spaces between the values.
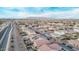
1, 8, 79, 19
33, 8, 79, 19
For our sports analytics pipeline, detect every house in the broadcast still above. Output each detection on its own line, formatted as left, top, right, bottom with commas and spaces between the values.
49, 43, 62, 50
38, 44, 55, 51
33, 39, 50, 47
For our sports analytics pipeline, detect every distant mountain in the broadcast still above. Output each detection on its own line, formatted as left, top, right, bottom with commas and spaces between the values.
0, 17, 79, 20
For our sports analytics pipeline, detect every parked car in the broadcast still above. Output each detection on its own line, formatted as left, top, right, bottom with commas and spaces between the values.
20, 32, 27, 36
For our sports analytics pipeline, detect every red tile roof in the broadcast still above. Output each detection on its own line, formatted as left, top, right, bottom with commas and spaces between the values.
38, 44, 55, 51
34, 39, 50, 47
49, 43, 62, 50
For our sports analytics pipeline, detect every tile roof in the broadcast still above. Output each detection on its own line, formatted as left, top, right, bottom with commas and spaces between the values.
38, 44, 55, 51
34, 39, 50, 47
49, 43, 62, 50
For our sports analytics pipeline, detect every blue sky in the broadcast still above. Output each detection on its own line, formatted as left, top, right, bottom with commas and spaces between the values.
0, 7, 79, 19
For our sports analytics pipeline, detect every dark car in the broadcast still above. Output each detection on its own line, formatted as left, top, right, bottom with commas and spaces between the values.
20, 32, 27, 36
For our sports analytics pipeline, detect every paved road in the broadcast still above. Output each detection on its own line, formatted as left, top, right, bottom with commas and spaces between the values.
59, 44, 73, 51
0, 24, 12, 51
59, 43, 79, 51
28, 27, 49, 39
0, 26, 8, 40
